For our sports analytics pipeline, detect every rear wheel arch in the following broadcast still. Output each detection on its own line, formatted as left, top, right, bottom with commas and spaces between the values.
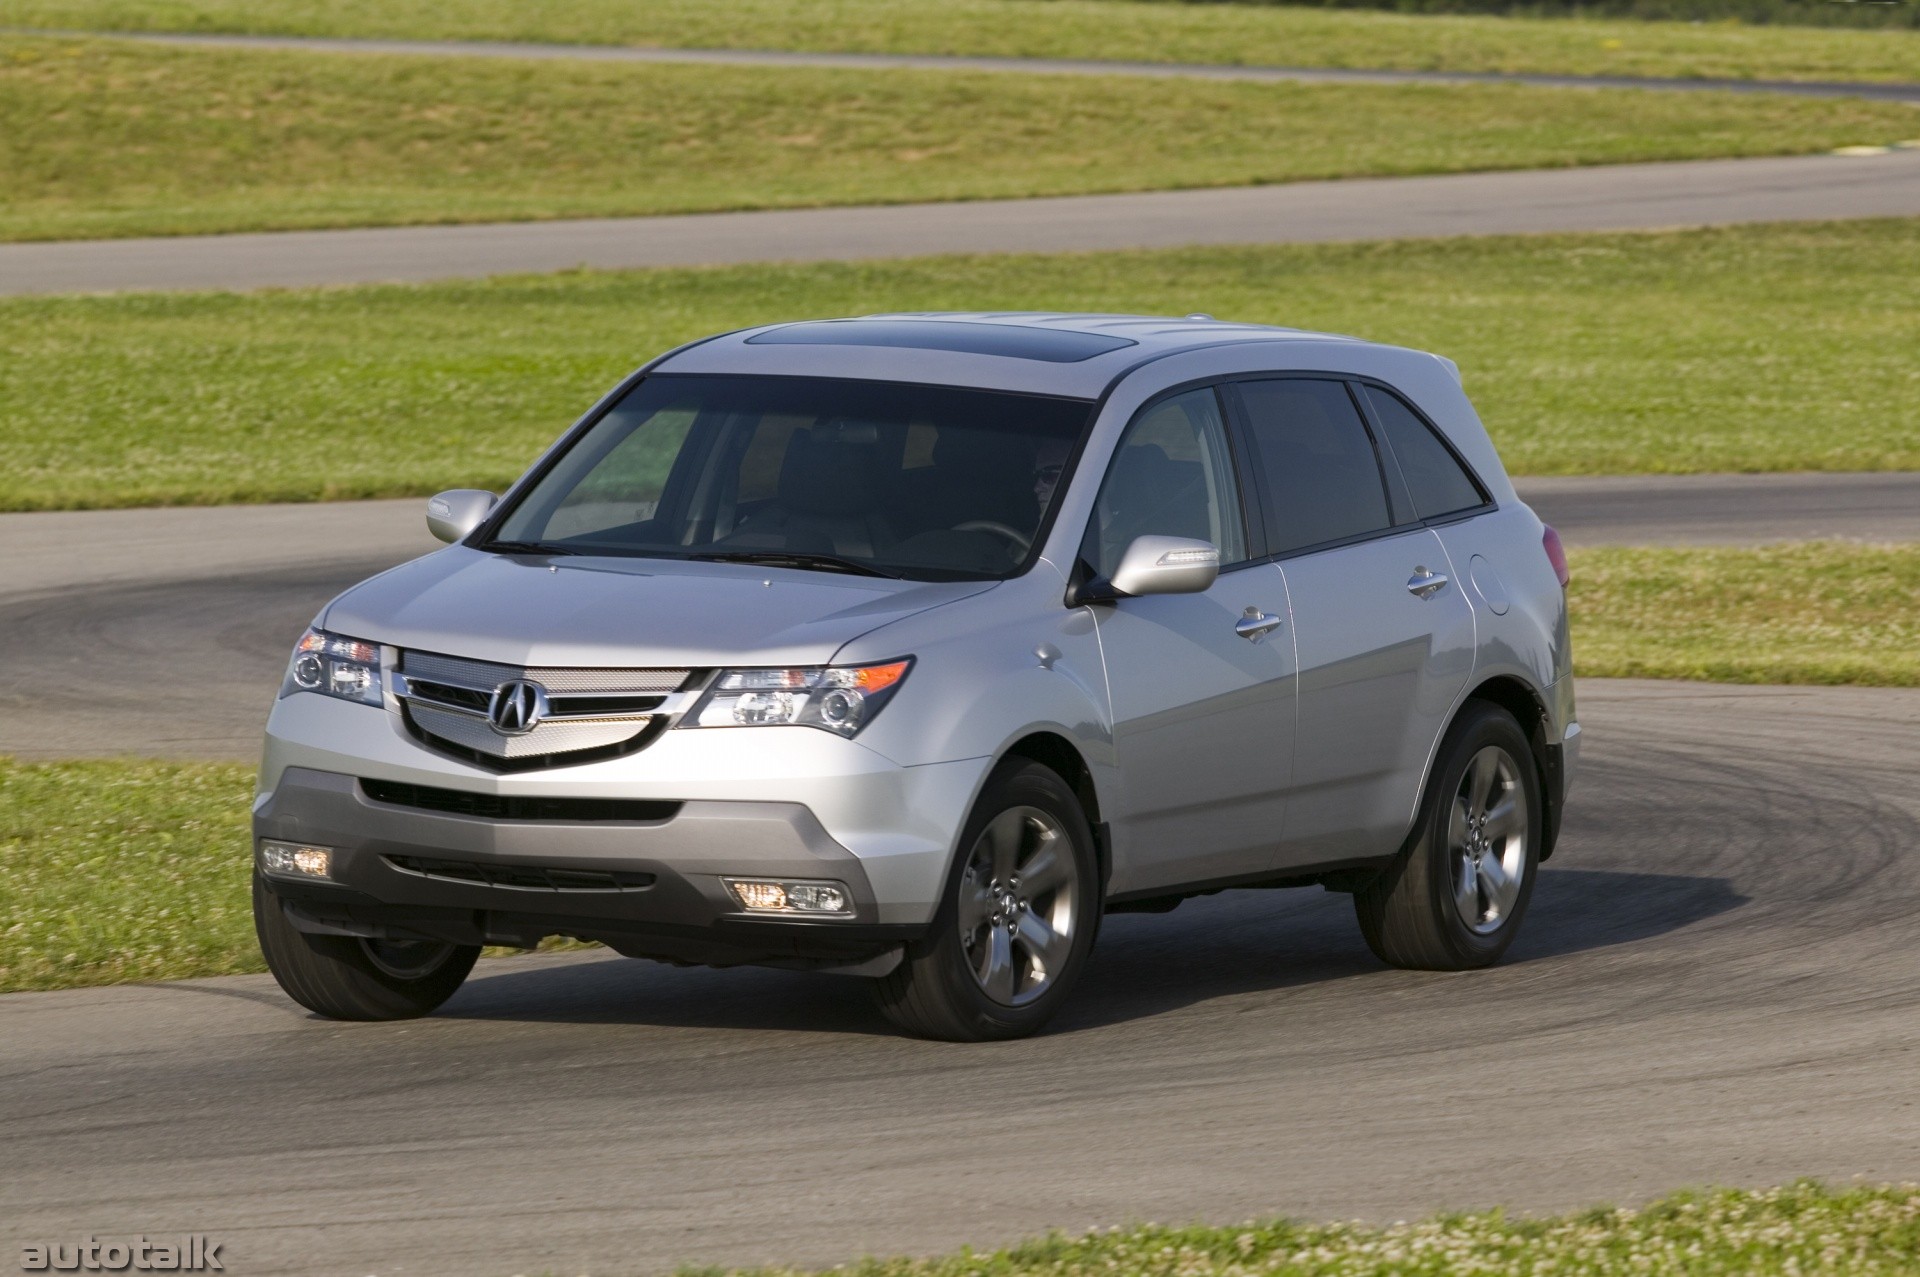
1459, 675, 1561, 860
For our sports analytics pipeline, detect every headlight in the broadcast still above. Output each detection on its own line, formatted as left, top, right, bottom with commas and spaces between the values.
683, 659, 911, 738
279, 627, 383, 707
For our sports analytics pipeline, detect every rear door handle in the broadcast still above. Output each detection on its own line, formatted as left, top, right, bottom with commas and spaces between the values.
1407, 566, 1450, 599
1235, 606, 1284, 642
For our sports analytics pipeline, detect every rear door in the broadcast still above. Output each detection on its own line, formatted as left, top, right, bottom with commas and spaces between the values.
1087, 386, 1297, 894
1226, 377, 1475, 869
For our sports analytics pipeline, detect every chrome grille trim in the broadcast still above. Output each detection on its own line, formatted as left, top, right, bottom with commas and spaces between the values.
401, 651, 688, 695
408, 704, 655, 760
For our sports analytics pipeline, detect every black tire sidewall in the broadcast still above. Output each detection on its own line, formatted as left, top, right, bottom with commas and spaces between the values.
253, 875, 480, 1020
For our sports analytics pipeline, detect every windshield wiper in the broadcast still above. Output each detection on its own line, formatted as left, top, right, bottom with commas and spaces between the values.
692, 551, 899, 579
480, 539, 579, 557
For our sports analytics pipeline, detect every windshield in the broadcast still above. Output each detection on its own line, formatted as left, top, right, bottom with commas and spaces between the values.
489, 374, 1094, 580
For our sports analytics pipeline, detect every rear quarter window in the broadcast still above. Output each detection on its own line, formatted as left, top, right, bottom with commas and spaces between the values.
1362, 385, 1488, 521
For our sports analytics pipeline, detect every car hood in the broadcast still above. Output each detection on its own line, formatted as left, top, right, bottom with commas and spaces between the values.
320, 547, 995, 668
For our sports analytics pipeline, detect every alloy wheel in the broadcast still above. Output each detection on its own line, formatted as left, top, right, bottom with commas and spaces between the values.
957, 805, 1080, 1007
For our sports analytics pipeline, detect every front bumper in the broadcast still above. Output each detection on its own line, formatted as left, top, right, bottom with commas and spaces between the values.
255, 693, 993, 960
255, 767, 924, 970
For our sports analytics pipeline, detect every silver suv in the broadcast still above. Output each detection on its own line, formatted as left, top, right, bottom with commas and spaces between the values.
253, 313, 1578, 1040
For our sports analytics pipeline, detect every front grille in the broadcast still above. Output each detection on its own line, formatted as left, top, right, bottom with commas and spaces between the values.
395, 649, 700, 771
402, 651, 691, 695
361, 778, 680, 823
384, 853, 656, 893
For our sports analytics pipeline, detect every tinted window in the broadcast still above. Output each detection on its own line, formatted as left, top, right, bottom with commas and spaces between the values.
492, 375, 1092, 580
1363, 386, 1487, 520
1087, 387, 1247, 578
1234, 379, 1391, 555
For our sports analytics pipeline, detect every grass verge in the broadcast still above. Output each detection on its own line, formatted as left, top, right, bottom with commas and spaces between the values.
6, 37, 1917, 243
9, 0, 1920, 84
4, 219, 1918, 511
3, 542, 1915, 993
1567, 542, 1920, 686
693, 1182, 1920, 1275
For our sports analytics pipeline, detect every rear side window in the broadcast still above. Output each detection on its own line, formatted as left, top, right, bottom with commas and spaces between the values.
1233, 379, 1392, 556
1362, 386, 1487, 520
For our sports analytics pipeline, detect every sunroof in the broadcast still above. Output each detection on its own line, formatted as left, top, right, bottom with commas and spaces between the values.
745, 320, 1137, 363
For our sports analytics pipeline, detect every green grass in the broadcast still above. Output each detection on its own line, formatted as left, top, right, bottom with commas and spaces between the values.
4, 219, 1918, 511
12, 0, 1920, 83
4, 544, 1915, 993
0, 757, 258, 991
1568, 543, 1920, 686
693, 1183, 1920, 1276
7, 38, 1917, 244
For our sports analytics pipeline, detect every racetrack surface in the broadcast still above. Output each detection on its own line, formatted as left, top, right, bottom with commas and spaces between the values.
44, 30, 1920, 101
4, 679, 1919, 1276
3, 472, 1916, 759
4, 150, 1919, 296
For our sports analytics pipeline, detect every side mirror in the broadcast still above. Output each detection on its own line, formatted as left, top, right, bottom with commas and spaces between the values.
1109, 535, 1220, 598
426, 489, 497, 544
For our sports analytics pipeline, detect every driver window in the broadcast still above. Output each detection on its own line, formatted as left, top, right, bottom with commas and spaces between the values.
1088, 387, 1247, 579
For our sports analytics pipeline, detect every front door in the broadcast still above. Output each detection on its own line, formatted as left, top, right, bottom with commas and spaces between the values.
1086, 387, 1297, 894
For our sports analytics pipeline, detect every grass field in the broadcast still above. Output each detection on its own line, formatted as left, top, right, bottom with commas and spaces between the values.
6, 38, 1916, 244
2, 541, 1912, 993
13, 0, 1920, 83
3, 219, 1917, 512
1570, 543, 1920, 686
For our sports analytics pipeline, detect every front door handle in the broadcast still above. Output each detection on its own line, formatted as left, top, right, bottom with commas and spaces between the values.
1407, 566, 1450, 599
1235, 606, 1284, 643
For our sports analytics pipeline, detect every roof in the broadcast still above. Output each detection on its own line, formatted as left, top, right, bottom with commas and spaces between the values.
651, 312, 1378, 399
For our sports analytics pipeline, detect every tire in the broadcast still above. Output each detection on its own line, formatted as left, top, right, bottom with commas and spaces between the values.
253, 875, 480, 1020
873, 759, 1100, 1041
1354, 701, 1542, 971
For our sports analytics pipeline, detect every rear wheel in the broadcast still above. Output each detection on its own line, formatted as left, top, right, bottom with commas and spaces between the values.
1354, 701, 1541, 970
253, 875, 480, 1020
873, 760, 1099, 1041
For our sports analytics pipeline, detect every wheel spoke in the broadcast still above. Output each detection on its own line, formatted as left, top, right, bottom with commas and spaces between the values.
1483, 794, 1520, 840
957, 875, 995, 933
978, 925, 1018, 1002
1013, 911, 1070, 979
1468, 750, 1500, 814
981, 809, 1027, 881
1448, 798, 1472, 852
1453, 856, 1481, 924
1478, 851, 1514, 910
1017, 837, 1069, 898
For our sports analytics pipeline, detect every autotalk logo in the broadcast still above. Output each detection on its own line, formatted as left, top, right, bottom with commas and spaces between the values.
19, 1236, 223, 1271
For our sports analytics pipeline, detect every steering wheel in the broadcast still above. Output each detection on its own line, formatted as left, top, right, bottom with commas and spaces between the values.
951, 520, 1031, 556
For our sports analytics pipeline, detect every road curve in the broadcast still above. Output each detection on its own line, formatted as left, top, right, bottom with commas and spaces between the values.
4, 151, 1919, 296
43, 30, 1920, 102
4, 679, 1919, 1277
3, 473, 1915, 759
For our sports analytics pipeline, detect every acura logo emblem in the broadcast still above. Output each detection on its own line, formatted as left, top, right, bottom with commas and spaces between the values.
487, 679, 549, 736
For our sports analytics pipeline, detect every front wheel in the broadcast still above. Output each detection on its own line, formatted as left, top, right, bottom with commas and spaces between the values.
873, 760, 1100, 1041
254, 875, 480, 1020
1354, 701, 1542, 971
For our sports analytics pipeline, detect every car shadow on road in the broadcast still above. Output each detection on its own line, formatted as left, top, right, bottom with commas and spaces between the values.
433, 866, 1743, 1036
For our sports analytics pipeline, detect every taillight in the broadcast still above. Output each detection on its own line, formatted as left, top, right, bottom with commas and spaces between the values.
1542, 524, 1570, 589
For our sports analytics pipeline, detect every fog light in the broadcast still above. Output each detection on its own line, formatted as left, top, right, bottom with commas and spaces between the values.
260, 840, 333, 880
723, 877, 853, 916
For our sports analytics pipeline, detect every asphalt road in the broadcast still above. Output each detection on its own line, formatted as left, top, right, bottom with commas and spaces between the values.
53, 30, 1920, 101
5, 150, 1919, 296
2, 473, 1914, 760
5, 678, 1919, 1277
